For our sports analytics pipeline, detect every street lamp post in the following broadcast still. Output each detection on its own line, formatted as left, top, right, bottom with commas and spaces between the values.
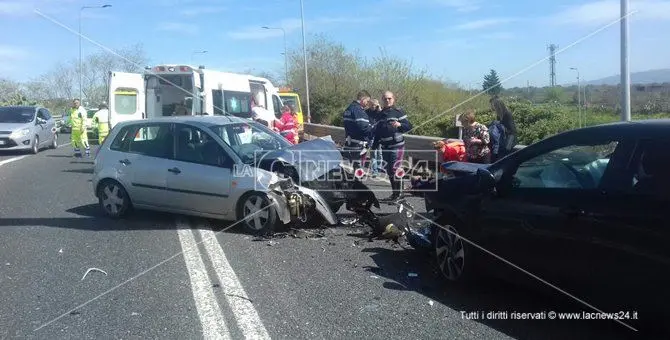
262, 26, 287, 85
191, 50, 208, 64
299, 0, 311, 123
621, 0, 631, 121
79, 4, 111, 101
570, 67, 582, 128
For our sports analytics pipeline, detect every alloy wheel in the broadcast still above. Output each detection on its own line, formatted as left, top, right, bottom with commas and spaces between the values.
435, 225, 466, 281
243, 195, 271, 230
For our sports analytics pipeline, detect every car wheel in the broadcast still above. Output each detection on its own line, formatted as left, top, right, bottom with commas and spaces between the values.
31, 136, 39, 154
97, 180, 131, 218
237, 192, 279, 235
51, 134, 58, 149
433, 218, 471, 284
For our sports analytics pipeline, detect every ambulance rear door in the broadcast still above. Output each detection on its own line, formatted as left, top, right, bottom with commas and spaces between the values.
108, 71, 146, 129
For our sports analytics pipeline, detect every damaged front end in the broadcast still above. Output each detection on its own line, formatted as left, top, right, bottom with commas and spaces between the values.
265, 175, 339, 227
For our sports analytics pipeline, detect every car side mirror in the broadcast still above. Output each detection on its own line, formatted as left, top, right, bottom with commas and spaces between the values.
476, 168, 496, 192
36, 117, 46, 125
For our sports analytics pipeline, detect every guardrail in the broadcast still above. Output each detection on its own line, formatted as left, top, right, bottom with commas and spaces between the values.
303, 122, 525, 162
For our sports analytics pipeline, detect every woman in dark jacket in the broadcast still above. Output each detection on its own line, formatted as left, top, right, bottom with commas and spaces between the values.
489, 96, 517, 158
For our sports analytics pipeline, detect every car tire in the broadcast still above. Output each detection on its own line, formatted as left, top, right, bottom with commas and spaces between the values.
50, 134, 58, 149
237, 192, 279, 236
31, 136, 39, 154
432, 215, 477, 285
97, 180, 132, 219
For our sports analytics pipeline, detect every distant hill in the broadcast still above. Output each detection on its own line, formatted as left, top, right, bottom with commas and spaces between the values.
582, 69, 670, 86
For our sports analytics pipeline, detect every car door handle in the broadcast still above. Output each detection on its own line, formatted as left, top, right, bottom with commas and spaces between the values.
168, 167, 181, 174
119, 159, 131, 165
560, 207, 584, 217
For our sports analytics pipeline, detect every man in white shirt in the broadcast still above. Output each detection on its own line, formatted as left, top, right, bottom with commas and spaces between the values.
93, 102, 110, 144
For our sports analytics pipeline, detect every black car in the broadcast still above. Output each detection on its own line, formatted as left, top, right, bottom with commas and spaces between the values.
423, 119, 670, 336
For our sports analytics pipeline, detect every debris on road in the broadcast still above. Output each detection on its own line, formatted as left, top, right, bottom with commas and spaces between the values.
58, 248, 63, 254
428, 300, 434, 306
81, 267, 108, 281
407, 272, 419, 278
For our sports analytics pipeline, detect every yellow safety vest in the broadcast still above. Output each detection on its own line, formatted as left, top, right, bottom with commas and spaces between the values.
70, 108, 84, 132
94, 110, 110, 135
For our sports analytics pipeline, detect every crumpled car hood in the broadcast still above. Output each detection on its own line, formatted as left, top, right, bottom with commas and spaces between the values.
256, 137, 343, 182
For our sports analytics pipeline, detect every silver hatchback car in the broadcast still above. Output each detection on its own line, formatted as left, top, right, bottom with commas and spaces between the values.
92, 115, 343, 234
0, 106, 59, 154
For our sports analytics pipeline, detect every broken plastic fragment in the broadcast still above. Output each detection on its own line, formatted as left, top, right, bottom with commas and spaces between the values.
428, 300, 434, 306
81, 267, 108, 281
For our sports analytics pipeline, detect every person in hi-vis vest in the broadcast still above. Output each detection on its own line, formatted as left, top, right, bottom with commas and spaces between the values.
69, 99, 90, 157
93, 102, 110, 144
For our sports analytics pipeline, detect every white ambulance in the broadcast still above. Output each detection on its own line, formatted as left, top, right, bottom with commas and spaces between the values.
106, 64, 284, 129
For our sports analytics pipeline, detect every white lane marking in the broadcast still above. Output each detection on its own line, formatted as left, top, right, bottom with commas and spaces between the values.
0, 156, 27, 167
0, 141, 71, 168
177, 221, 231, 340
199, 227, 272, 340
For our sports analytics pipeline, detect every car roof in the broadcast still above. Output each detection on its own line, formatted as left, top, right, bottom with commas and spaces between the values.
116, 115, 251, 128
559, 119, 670, 140
0, 105, 40, 110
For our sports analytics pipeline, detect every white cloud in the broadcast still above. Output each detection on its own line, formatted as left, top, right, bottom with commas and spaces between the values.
453, 17, 516, 30
433, 0, 482, 12
391, 0, 482, 12
180, 6, 226, 16
0, 46, 29, 60
0, 0, 79, 16
227, 17, 370, 40
484, 32, 515, 40
549, 0, 670, 26
156, 23, 199, 35
0, 2, 27, 16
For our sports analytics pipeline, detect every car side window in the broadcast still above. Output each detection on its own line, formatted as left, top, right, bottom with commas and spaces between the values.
110, 126, 131, 151
38, 109, 52, 120
511, 141, 619, 190
272, 94, 283, 119
37, 109, 47, 121
126, 124, 173, 159
175, 124, 231, 168
626, 139, 670, 201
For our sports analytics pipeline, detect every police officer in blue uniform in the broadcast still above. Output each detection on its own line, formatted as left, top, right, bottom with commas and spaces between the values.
342, 90, 372, 169
370, 91, 413, 200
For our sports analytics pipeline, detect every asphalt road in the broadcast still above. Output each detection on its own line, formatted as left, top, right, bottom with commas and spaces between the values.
0, 137, 638, 339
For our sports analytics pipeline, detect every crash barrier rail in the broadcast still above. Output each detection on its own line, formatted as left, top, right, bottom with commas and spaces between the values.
302, 122, 526, 162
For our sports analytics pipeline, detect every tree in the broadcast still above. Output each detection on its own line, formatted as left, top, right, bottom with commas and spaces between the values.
482, 69, 502, 96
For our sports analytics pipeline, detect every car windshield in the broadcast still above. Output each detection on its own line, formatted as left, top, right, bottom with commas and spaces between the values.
280, 96, 298, 109
0, 107, 35, 123
208, 121, 292, 164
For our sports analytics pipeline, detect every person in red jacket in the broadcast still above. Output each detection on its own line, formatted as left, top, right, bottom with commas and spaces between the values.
434, 139, 466, 161
408, 138, 467, 194
275, 104, 299, 144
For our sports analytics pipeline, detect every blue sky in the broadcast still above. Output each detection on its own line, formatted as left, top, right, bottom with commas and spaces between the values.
1, 0, 669, 88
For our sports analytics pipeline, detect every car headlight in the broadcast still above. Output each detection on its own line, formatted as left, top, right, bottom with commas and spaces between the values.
10, 128, 30, 138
